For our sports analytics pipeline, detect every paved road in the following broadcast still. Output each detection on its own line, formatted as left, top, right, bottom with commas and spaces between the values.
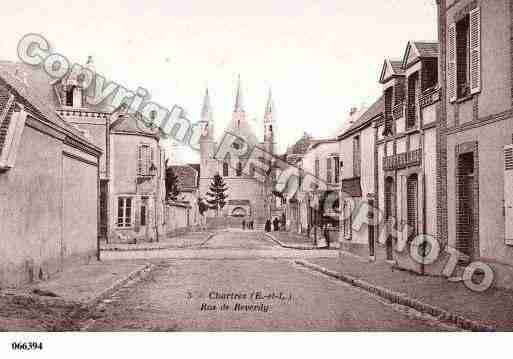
87, 231, 450, 331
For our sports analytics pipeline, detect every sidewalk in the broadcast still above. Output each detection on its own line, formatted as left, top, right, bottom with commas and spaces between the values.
297, 252, 513, 331
101, 231, 215, 251
266, 231, 339, 250
0, 260, 151, 331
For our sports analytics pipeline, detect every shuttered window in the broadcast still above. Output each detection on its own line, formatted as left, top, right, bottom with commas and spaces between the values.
407, 72, 418, 129
504, 145, 513, 244
469, 7, 481, 94
236, 162, 242, 176
137, 144, 153, 176
384, 87, 394, 135
223, 162, 229, 177
407, 175, 418, 239
448, 23, 457, 102
0, 102, 27, 170
334, 156, 340, 183
326, 157, 332, 183
315, 159, 320, 178
450, 7, 481, 101
353, 136, 361, 177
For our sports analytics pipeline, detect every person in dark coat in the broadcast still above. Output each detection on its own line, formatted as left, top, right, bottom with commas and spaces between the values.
265, 219, 272, 232
273, 217, 279, 231
242, 219, 246, 230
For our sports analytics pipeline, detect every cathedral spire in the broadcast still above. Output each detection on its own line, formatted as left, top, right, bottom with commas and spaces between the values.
234, 74, 244, 112
264, 88, 273, 118
201, 88, 212, 120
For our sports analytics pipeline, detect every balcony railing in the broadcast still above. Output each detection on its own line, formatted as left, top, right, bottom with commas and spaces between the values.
392, 102, 405, 120
383, 149, 422, 171
419, 87, 441, 108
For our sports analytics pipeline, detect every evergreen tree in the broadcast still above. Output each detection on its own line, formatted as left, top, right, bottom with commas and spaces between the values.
206, 174, 228, 216
165, 165, 180, 201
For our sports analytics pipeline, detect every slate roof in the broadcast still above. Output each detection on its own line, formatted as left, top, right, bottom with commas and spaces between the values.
0, 62, 99, 154
338, 96, 384, 139
169, 164, 199, 190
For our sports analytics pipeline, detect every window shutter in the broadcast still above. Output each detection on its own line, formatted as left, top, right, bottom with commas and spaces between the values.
137, 145, 143, 176
0, 107, 27, 170
504, 145, 513, 244
470, 7, 481, 94
448, 23, 457, 102
326, 158, 332, 183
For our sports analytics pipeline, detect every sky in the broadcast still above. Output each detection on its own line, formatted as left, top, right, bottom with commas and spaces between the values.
1, 0, 437, 163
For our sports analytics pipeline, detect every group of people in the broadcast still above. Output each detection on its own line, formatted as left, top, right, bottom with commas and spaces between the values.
241, 219, 254, 230
264, 217, 283, 232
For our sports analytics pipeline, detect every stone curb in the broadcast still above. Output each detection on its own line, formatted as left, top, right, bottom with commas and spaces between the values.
100, 232, 217, 252
295, 259, 496, 332
264, 232, 319, 250
83, 262, 155, 309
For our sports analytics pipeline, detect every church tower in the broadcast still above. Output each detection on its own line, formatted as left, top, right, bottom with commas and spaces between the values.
199, 88, 216, 178
263, 88, 275, 156
232, 75, 246, 129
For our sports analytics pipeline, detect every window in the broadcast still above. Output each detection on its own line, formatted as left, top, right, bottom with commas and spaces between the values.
456, 15, 470, 98
326, 158, 332, 183
448, 7, 481, 101
407, 72, 418, 129
140, 199, 147, 226
117, 197, 132, 227
406, 174, 418, 240
383, 87, 394, 135
236, 162, 242, 176
353, 136, 361, 177
334, 156, 340, 184
314, 159, 320, 178
223, 162, 229, 177
137, 144, 154, 176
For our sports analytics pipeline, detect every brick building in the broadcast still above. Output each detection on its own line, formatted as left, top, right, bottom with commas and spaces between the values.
437, 0, 513, 289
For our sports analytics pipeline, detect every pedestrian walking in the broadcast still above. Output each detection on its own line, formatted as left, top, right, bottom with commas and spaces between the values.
242, 219, 246, 230
265, 219, 271, 232
273, 217, 279, 231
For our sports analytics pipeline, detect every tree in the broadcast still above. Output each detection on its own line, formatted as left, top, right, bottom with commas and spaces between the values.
206, 174, 228, 216
165, 164, 180, 201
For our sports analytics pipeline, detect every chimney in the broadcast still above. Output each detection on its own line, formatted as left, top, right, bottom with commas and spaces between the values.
349, 107, 358, 116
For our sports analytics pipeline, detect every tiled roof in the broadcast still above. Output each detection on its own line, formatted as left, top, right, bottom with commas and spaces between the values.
110, 110, 160, 138
169, 164, 199, 189
413, 41, 439, 58
390, 60, 405, 74
338, 96, 384, 139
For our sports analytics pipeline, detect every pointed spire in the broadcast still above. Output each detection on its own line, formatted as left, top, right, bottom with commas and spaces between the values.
201, 88, 211, 119
86, 55, 95, 73
234, 74, 244, 112
265, 88, 273, 117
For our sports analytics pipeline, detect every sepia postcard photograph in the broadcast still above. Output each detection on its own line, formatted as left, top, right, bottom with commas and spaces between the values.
0, 0, 512, 357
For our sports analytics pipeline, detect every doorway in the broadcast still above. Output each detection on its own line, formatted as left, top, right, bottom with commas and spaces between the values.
384, 177, 395, 260
456, 152, 477, 261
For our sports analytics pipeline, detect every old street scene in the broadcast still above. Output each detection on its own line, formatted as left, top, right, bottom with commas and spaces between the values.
1, 0, 513, 332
